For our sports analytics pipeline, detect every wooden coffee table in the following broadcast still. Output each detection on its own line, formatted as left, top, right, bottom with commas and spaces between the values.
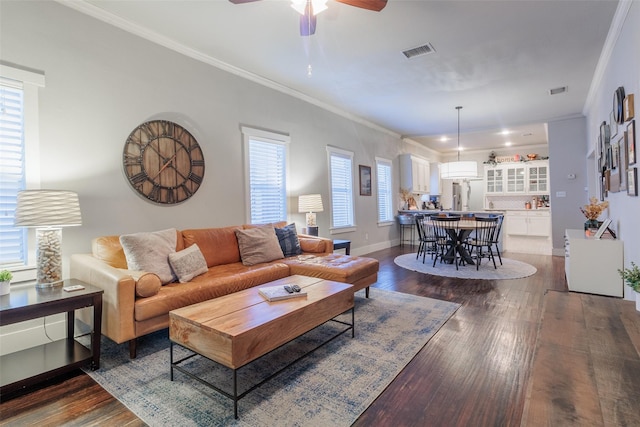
169, 275, 354, 418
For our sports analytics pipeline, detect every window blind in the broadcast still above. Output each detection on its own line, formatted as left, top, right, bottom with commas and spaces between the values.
0, 83, 27, 266
328, 149, 354, 228
248, 139, 287, 224
376, 159, 393, 222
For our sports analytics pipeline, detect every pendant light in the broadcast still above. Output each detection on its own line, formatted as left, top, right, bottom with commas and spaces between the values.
440, 106, 478, 179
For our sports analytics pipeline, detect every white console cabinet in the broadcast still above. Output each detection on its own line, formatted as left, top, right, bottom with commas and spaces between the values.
564, 229, 623, 297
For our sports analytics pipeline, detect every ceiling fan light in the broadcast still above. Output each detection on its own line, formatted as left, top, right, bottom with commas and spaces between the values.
291, 0, 328, 16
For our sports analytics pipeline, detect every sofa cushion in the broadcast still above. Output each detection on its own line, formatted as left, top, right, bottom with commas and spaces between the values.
235, 227, 284, 266
120, 228, 177, 284
182, 226, 241, 268
282, 254, 379, 284
134, 262, 290, 321
92, 236, 128, 269
169, 244, 208, 283
275, 223, 302, 257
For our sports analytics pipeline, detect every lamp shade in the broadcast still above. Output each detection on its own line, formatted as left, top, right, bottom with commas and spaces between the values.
298, 194, 324, 213
14, 190, 82, 228
440, 161, 478, 180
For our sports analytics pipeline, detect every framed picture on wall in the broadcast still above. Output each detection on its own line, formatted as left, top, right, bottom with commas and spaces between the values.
628, 168, 638, 197
359, 165, 372, 196
628, 120, 636, 165
610, 110, 618, 139
618, 134, 627, 191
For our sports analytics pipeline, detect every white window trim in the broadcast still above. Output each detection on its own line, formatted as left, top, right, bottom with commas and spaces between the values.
241, 126, 290, 224
326, 145, 356, 234
375, 156, 395, 227
1, 64, 44, 278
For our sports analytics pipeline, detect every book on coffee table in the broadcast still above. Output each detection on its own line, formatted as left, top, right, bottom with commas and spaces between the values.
258, 285, 307, 302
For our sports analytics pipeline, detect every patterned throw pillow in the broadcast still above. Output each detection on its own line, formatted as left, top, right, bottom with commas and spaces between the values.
275, 223, 302, 257
168, 244, 208, 283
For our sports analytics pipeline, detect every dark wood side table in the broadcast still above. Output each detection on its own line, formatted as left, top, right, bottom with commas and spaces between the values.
333, 239, 351, 255
0, 279, 103, 398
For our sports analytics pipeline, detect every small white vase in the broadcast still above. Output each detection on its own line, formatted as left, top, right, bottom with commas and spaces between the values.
0, 280, 10, 296
636, 291, 640, 312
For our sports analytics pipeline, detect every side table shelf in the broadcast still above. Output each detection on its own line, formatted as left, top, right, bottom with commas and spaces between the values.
0, 279, 103, 398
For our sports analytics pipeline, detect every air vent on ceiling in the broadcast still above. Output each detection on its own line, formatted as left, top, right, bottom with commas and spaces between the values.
402, 43, 436, 59
549, 86, 568, 95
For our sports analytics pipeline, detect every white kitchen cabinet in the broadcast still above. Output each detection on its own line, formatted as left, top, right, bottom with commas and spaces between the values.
564, 229, 623, 297
505, 165, 526, 193
430, 162, 442, 195
484, 165, 504, 194
527, 161, 549, 194
505, 210, 550, 236
399, 154, 430, 194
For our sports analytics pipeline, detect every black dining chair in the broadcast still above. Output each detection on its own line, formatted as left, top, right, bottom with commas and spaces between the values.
466, 216, 499, 270
491, 215, 504, 265
415, 215, 437, 263
431, 216, 461, 270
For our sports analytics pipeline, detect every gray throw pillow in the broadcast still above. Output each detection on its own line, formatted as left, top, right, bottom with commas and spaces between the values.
169, 244, 208, 283
275, 223, 302, 257
235, 227, 285, 266
119, 228, 177, 284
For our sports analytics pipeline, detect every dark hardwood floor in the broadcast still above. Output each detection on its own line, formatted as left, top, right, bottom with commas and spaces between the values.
1, 245, 639, 426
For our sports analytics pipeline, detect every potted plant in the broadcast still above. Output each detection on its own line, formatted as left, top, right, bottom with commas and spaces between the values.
618, 262, 640, 311
0, 269, 12, 296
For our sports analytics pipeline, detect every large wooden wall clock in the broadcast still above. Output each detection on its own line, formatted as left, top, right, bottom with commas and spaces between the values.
123, 120, 205, 204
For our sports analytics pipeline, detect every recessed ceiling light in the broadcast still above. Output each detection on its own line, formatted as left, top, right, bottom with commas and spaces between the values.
457, 147, 464, 152
505, 141, 512, 146
440, 136, 449, 142
500, 130, 511, 135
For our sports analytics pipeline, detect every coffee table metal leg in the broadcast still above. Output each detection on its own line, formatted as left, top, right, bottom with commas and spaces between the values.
233, 370, 238, 419
170, 341, 174, 381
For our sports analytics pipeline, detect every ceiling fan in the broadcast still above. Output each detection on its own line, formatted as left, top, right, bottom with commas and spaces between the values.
229, 0, 387, 36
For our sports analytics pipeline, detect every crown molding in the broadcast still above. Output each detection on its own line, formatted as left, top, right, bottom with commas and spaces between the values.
583, 0, 633, 114
55, 0, 401, 139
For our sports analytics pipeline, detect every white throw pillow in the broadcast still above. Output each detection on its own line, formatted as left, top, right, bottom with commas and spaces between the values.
120, 228, 177, 284
169, 244, 208, 283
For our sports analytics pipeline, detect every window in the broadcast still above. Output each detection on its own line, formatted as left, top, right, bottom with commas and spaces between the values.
327, 146, 355, 232
242, 126, 290, 224
376, 157, 393, 224
0, 65, 44, 269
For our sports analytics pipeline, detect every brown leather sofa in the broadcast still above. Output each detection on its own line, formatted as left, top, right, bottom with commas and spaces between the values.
70, 222, 378, 358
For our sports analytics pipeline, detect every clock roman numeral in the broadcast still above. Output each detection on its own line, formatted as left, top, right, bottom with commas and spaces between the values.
180, 184, 193, 198
148, 184, 161, 202
166, 189, 175, 204
188, 172, 203, 185
159, 121, 174, 137
124, 154, 142, 166
130, 172, 148, 185
191, 159, 204, 167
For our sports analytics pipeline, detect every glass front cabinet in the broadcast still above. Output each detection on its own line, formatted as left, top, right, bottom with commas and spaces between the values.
527, 162, 548, 194
485, 166, 504, 193
505, 165, 526, 193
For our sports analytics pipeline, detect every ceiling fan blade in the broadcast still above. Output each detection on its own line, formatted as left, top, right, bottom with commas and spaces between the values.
335, 0, 387, 12
300, 13, 317, 36
228, 0, 261, 4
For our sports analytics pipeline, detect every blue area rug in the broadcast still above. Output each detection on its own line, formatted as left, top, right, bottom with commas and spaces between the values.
85, 289, 459, 426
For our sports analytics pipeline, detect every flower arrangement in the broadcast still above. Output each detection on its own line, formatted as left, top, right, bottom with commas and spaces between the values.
580, 197, 609, 220
619, 262, 640, 292
399, 188, 412, 203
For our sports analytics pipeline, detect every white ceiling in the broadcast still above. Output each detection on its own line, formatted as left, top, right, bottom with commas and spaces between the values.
70, 0, 618, 153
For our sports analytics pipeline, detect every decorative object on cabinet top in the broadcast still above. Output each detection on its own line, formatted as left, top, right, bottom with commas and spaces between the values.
484, 154, 548, 164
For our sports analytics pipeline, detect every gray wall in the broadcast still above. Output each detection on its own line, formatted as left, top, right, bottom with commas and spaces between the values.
0, 1, 403, 269
548, 116, 588, 252
583, 1, 640, 299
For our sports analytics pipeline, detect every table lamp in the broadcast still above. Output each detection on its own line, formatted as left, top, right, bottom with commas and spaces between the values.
14, 190, 82, 288
298, 194, 323, 236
